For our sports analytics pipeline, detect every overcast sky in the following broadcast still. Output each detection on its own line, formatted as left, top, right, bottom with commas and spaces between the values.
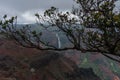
0, 0, 120, 24
0, 0, 76, 24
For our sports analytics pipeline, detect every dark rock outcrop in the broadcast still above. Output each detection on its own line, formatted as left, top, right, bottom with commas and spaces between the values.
0, 54, 18, 71
29, 52, 101, 80
0, 39, 101, 80
30, 52, 60, 69
66, 68, 101, 80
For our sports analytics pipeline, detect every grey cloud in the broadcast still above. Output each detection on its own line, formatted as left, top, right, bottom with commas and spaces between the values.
0, 0, 75, 23
0, 0, 74, 12
0, 0, 119, 23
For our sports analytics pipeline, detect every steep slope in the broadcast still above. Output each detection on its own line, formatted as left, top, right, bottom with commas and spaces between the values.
65, 51, 120, 80
0, 38, 101, 80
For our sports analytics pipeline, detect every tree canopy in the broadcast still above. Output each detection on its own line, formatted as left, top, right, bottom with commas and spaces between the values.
0, 0, 120, 62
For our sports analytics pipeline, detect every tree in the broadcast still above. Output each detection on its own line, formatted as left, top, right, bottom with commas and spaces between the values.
0, 0, 120, 62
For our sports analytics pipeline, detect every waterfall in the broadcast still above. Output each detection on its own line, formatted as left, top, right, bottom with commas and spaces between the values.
55, 33, 61, 48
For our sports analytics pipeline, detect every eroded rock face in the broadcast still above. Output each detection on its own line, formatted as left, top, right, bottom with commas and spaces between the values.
30, 52, 60, 69
0, 52, 101, 80
0, 54, 19, 71
66, 68, 101, 80
29, 52, 101, 80
0, 38, 101, 80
